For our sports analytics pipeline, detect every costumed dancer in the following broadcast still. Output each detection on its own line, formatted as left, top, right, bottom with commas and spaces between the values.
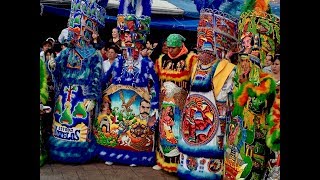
238, 0, 279, 65
152, 33, 197, 172
47, 0, 107, 163
94, 0, 160, 167
40, 58, 51, 166
264, 54, 280, 180
223, 0, 280, 178
177, 8, 237, 180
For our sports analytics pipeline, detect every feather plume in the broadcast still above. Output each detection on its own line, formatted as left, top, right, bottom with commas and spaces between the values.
118, 0, 151, 16
242, 0, 271, 13
141, 0, 152, 17
96, 0, 109, 7
254, 0, 270, 12
241, 0, 256, 13
194, 0, 224, 12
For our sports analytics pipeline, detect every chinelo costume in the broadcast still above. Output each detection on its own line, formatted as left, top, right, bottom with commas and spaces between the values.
93, 0, 160, 166
153, 34, 197, 173
223, 0, 280, 178
40, 58, 49, 167
177, 8, 237, 180
47, 0, 107, 163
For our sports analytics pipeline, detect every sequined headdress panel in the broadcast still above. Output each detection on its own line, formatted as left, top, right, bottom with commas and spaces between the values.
116, 0, 152, 59
197, 8, 238, 59
67, 0, 106, 49
238, 0, 280, 65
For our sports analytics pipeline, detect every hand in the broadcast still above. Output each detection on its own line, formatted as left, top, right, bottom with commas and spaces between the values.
48, 58, 56, 68
86, 100, 95, 112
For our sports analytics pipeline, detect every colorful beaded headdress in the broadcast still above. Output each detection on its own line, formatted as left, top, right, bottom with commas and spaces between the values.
66, 0, 106, 57
116, 0, 152, 58
238, 0, 280, 65
197, 8, 238, 59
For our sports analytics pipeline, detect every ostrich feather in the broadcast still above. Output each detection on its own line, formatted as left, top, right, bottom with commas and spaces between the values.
254, 0, 270, 12
241, 0, 256, 13
118, 0, 151, 16
194, 0, 224, 12
241, 0, 271, 13
96, 0, 109, 7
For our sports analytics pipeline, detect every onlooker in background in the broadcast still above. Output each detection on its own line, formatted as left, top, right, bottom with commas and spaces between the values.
92, 32, 105, 50
40, 40, 53, 61
149, 39, 168, 63
46, 37, 56, 49
102, 44, 120, 73
140, 48, 149, 59
108, 27, 121, 49
262, 53, 273, 73
271, 54, 280, 87
146, 38, 154, 55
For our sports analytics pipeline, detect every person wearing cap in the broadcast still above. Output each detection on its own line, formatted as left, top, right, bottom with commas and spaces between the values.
176, 40, 236, 179
224, 52, 277, 179
46, 37, 56, 49
40, 40, 52, 61
153, 33, 197, 172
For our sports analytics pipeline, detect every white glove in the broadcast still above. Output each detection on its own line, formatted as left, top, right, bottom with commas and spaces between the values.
147, 109, 159, 128
48, 57, 56, 68
86, 100, 95, 112
40, 104, 51, 114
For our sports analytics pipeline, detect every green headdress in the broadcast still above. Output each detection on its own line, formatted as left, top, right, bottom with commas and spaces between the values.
166, 34, 186, 47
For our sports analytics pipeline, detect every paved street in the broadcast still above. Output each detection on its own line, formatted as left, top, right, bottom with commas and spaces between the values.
40, 161, 179, 180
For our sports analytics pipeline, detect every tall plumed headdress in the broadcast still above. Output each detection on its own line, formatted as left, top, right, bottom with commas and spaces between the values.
194, 0, 224, 12
196, 8, 238, 59
117, 0, 152, 59
66, 0, 107, 57
238, 0, 280, 65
